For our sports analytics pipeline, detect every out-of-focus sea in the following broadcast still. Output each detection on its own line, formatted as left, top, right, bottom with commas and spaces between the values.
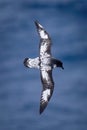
0, 0, 87, 130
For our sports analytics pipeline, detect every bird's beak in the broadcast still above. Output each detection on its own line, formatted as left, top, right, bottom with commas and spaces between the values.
62, 66, 64, 69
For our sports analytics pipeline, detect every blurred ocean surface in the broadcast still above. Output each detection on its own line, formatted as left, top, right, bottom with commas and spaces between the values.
0, 0, 87, 130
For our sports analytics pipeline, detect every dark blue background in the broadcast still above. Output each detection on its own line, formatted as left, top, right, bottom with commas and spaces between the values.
0, 0, 87, 130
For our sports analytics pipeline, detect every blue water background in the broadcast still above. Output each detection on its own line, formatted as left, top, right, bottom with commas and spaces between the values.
0, 0, 87, 130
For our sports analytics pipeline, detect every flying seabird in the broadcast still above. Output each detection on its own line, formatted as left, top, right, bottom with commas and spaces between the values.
24, 21, 64, 114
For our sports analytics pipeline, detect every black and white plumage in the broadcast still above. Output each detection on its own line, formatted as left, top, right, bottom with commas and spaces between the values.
24, 21, 64, 114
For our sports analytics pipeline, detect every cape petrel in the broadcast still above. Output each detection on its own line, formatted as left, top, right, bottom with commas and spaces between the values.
24, 21, 64, 114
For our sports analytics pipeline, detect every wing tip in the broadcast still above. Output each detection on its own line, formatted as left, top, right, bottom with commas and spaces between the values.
39, 109, 43, 115
39, 101, 48, 114
34, 20, 44, 30
34, 20, 39, 25
39, 106, 45, 115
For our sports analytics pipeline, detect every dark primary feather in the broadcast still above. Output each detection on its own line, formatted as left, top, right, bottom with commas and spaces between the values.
40, 69, 54, 114
40, 88, 54, 114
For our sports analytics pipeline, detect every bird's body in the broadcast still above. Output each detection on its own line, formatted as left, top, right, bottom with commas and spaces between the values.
24, 21, 64, 114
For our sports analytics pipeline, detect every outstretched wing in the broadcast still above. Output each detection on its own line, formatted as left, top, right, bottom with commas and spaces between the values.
35, 21, 54, 114
35, 21, 52, 56
40, 69, 54, 114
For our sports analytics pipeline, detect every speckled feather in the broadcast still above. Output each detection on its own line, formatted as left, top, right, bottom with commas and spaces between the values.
24, 21, 64, 114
